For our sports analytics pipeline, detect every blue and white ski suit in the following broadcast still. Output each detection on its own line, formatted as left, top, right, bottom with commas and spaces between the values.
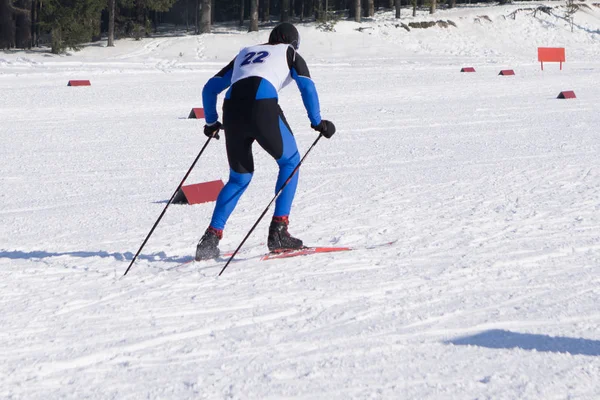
202, 43, 322, 230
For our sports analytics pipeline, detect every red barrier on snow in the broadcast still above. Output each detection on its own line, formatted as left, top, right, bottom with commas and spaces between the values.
557, 90, 576, 99
67, 80, 91, 86
173, 180, 224, 205
499, 70, 515, 76
188, 108, 205, 119
538, 47, 565, 70
461, 67, 476, 72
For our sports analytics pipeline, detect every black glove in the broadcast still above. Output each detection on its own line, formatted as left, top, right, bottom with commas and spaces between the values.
204, 121, 222, 140
311, 120, 336, 138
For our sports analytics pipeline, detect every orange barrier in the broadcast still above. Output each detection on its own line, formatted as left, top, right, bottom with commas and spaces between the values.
173, 180, 224, 205
188, 108, 205, 119
68, 80, 91, 86
538, 47, 565, 70
557, 90, 576, 99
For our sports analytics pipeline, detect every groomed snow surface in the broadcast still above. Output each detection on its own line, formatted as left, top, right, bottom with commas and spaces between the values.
1, 2, 600, 399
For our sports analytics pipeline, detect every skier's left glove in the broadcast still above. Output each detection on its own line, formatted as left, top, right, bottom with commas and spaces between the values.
311, 120, 336, 138
204, 121, 222, 140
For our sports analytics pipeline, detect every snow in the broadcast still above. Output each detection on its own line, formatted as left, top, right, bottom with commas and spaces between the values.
1, 2, 600, 399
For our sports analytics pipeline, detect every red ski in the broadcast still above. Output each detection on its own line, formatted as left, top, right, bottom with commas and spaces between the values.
168, 241, 396, 271
261, 246, 352, 260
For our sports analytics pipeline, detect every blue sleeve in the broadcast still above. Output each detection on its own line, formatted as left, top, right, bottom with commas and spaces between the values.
289, 52, 321, 126
202, 59, 234, 124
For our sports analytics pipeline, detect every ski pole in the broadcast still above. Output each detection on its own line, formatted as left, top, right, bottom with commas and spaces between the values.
124, 135, 216, 276
218, 133, 323, 276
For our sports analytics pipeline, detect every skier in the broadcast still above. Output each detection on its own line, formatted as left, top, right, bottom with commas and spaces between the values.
195, 22, 336, 261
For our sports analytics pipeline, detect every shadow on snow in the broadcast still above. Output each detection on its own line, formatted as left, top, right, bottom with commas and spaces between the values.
447, 329, 600, 357
0, 249, 190, 264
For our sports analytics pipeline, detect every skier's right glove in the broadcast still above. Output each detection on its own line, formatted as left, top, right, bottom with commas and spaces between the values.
311, 120, 336, 139
204, 121, 222, 140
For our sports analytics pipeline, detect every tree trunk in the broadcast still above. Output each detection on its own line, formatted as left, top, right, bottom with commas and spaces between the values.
152, 10, 159, 34
195, 0, 200, 33
395, 0, 400, 18
430, 0, 436, 14
448, 0, 456, 8
249, 0, 258, 32
354, 0, 360, 22
11, 1, 31, 49
316, 0, 322, 20
211, 0, 215, 24
368, 0, 374, 17
239, 0, 244, 26
0, 0, 13, 49
30, 0, 37, 47
185, 0, 189, 31
412, 0, 416, 17
263, 0, 270, 22
51, 27, 61, 54
281, 0, 289, 21
108, 0, 115, 46
137, 0, 145, 25
200, 0, 211, 33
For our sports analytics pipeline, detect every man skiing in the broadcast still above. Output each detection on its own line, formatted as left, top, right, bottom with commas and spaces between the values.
195, 22, 336, 261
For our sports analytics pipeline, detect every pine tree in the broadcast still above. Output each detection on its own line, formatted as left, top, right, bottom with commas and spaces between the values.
0, 0, 15, 49
40, 0, 105, 53
0, 0, 32, 49
116, 0, 178, 37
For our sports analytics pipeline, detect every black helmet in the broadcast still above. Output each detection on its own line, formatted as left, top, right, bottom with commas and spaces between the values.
268, 22, 300, 50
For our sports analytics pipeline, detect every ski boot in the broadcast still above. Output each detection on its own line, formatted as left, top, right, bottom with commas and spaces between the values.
195, 227, 222, 261
267, 216, 304, 252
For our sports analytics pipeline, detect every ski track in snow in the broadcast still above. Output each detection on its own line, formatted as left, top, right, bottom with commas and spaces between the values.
1, 3, 600, 399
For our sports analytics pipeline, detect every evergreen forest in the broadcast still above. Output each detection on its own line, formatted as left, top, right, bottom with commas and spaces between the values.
1, 0, 514, 53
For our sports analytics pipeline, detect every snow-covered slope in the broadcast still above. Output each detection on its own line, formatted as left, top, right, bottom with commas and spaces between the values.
1, 3, 599, 399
